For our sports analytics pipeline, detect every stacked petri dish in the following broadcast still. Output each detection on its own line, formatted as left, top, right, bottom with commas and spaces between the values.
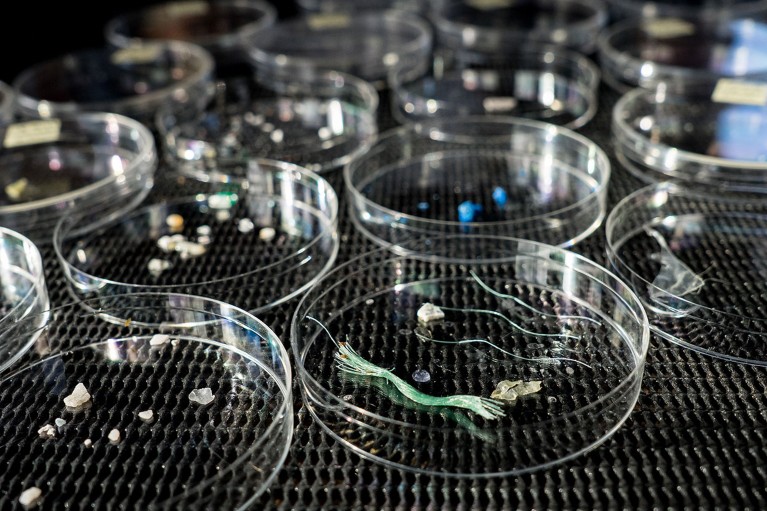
292, 235, 649, 476
606, 182, 767, 366
391, 46, 600, 129
606, 0, 767, 20
54, 159, 339, 315
345, 117, 610, 250
0, 293, 292, 508
13, 41, 214, 125
158, 71, 378, 175
0, 113, 157, 244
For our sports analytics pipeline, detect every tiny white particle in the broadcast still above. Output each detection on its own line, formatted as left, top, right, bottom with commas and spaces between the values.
417, 303, 445, 324
171, 339, 180, 347
84, 439, 93, 448
365, 299, 374, 305
196, 225, 211, 236
147, 258, 171, 276
208, 194, 234, 210
270, 128, 284, 144
149, 334, 169, 347
165, 213, 184, 232
138, 409, 154, 422
189, 387, 215, 406
565, 366, 575, 375
37, 424, 56, 439
175, 240, 207, 259
237, 218, 255, 234
18, 487, 42, 508
258, 227, 276, 242
215, 209, 231, 222
108, 429, 121, 444
54, 418, 66, 429
63, 383, 91, 409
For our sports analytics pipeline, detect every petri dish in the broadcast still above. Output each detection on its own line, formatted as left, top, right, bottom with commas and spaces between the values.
613, 86, 767, 189
0, 228, 49, 374
0, 113, 157, 244
54, 159, 339, 315
0, 293, 292, 508
13, 41, 214, 125
296, 0, 431, 13
606, 182, 767, 366
247, 10, 432, 89
606, 0, 767, 20
391, 46, 600, 129
292, 235, 649, 476
431, 0, 608, 55
598, 17, 767, 93
104, 0, 277, 72
158, 71, 378, 176
345, 117, 610, 250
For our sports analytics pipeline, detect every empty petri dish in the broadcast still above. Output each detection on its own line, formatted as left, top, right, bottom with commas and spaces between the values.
247, 10, 432, 89
0, 113, 157, 244
606, 0, 767, 20
431, 0, 608, 54
613, 85, 767, 189
158, 71, 378, 175
296, 0, 431, 13
292, 235, 649, 476
13, 41, 214, 125
606, 182, 767, 366
54, 159, 339, 315
391, 46, 600, 129
0, 228, 49, 373
0, 293, 292, 508
598, 17, 767, 93
104, 0, 276, 72
345, 117, 610, 250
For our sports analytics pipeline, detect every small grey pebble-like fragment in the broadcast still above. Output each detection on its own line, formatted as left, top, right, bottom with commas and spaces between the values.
237, 218, 255, 234
149, 334, 169, 346
416, 303, 445, 323
84, 439, 93, 448
63, 383, 91, 408
108, 429, 121, 444
54, 418, 66, 429
189, 387, 215, 406
18, 487, 42, 509
138, 409, 154, 422
37, 424, 56, 439
412, 369, 431, 383
258, 227, 276, 241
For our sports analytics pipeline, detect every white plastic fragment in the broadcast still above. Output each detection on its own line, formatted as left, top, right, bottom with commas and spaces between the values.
149, 334, 169, 347
196, 225, 211, 236
147, 258, 171, 276
258, 227, 276, 241
54, 418, 66, 429
237, 218, 255, 234
490, 380, 543, 402
84, 439, 93, 448
176, 240, 207, 259
157, 234, 187, 252
189, 387, 215, 406
208, 193, 235, 209
63, 383, 91, 408
417, 303, 445, 324
18, 487, 42, 509
138, 410, 154, 422
108, 428, 121, 444
37, 424, 56, 439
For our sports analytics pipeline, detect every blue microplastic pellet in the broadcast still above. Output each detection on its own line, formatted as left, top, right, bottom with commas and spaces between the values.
417, 201, 430, 211
458, 201, 482, 223
492, 186, 508, 207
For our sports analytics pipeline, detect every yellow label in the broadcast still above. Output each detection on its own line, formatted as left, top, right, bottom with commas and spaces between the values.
711, 79, 767, 106
307, 13, 351, 30
466, 0, 515, 10
642, 18, 696, 39
483, 97, 518, 112
111, 45, 162, 65
165, 0, 208, 16
4, 120, 62, 149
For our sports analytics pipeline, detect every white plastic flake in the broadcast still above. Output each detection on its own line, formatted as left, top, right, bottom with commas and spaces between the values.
189, 387, 215, 406
138, 410, 154, 422
63, 383, 91, 408
108, 429, 121, 444
416, 303, 445, 324
37, 424, 56, 439
54, 418, 66, 429
18, 487, 42, 509
147, 258, 171, 276
84, 439, 93, 448
149, 334, 169, 347
258, 227, 276, 242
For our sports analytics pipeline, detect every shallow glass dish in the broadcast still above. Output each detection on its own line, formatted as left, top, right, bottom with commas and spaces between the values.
607, 0, 767, 20
598, 17, 767, 92
613, 86, 767, 189
606, 182, 767, 366
0, 113, 156, 244
13, 41, 214, 124
54, 159, 338, 314
158, 71, 378, 175
247, 10, 432, 89
432, 0, 607, 54
292, 235, 649, 476
0, 228, 49, 373
345, 117, 610, 250
104, 0, 276, 71
391, 47, 600, 129
0, 293, 292, 508
296, 0, 431, 12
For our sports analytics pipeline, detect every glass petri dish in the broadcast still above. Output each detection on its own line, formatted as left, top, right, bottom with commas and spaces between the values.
606, 182, 767, 366
345, 117, 610, 250
296, 0, 431, 13
104, 0, 277, 71
13, 41, 214, 125
391, 46, 600, 129
431, 0, 608, 54
0, 228, 49, 374
606, 0, 767, 20
598, 17, 767, 93
54, 159, 339, 315
0, 293, 292, 508
613, 86, 767, 189
158, 71, 378, 175
292, 235, 649, 476
247, 10, 432, 89
0, 113, 157, 244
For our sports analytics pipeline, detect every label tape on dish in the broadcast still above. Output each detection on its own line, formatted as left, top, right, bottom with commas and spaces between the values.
642, 18, 696, 39
111, 45, 162, 65
466, 0, 515, 9
712, 79, 767, 106
307, 13, 351, 30
166, 0, 208, 16
4, 120, 62, 149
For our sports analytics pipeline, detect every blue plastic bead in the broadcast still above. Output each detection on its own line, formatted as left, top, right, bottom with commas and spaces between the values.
492, 186, 508, 208
458, 201, 482, 223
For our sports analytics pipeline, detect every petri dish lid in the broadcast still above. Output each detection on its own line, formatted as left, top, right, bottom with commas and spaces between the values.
606, 182, 767, 366
606, 0, 767, 20
0, 227, 49, 373
598, 17, 767, 93
13, 41, 214, 124
104, 0, 277, 68
0, 113, 157, 244
158, 71, 378, 175
53, 159, 339, 315
247, 10, 433, 89
613, 85, 767, 189
0, 293, 292, 508
431, 0, 608, 54
390, 46, 600, 129
292, 234, 649, 476
344, 117, 610, 250
296, 0, 431, 12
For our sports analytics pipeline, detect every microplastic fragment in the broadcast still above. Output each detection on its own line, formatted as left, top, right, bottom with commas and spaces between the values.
417, 303, 445, 324
18, 487, 42, 509
37, 424, 56, 439
63, 383, 91, 408
138, 410, 154, 422
149, 334, 169, 347
108, 429, 121, 444
258, 227, 276, 241
189, 387, 215, 406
